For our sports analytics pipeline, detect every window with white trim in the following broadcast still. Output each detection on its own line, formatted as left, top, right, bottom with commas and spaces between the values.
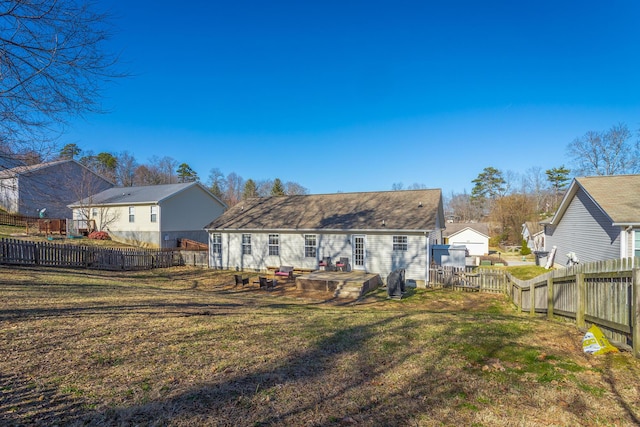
242, 234, 252, 255
212, 233, 222, 254
268, 234, 279, 256
393, 235, 408, 251
128, 206, 135, 223
150, 206, 158, 223
304, 234, 317, 258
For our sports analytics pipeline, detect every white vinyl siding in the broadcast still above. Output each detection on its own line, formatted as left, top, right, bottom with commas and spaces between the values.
446, 228, 489, 256
210, 231, 430, 286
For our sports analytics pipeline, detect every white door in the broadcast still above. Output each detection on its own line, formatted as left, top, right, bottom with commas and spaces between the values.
352, 235, 366, 270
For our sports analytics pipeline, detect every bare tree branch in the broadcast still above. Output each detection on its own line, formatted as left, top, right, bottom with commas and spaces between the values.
0, 0, 124, 157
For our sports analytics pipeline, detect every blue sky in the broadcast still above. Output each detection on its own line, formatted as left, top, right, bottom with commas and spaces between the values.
64, 1, 640, 196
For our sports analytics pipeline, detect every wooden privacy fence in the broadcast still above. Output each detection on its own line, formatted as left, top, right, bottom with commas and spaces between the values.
429, 265, 506, 293
0, 212, 40, 227
508, 257, 640, 356
0, 238, 183, 270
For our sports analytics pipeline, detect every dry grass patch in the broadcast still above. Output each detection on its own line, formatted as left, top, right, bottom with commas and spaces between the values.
1, 266, 640, 426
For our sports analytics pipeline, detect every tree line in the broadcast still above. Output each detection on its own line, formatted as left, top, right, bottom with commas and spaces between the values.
441, 122, 640, 245
56, 143, 308, 207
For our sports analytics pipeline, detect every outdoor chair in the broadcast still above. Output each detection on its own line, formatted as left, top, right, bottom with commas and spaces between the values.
259, 276, 274, 290
234, 274, 249, 287
274, 266, 294, 280
336, 257, 349, 271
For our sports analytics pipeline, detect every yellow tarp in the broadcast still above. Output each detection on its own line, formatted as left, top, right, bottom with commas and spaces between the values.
582, 325, 619, 355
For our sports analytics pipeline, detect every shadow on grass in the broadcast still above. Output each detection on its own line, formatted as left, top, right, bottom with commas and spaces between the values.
0, 374, 87, 426
71, 309, 547, 425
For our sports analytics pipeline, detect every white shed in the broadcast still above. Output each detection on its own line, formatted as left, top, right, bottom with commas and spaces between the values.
443, 223, 490, 256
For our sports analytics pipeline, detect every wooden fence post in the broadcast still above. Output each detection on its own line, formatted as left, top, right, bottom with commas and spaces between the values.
529, 283, 536, 316
633, 268, 640, 358
576, 272, 586, 329
547, 276, 554, 320
517, 286, 522, 313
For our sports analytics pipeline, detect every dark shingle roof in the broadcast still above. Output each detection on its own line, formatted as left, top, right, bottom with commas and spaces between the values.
205, 189, 443, 231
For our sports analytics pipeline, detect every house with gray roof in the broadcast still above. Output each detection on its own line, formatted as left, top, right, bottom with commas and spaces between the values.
69, 182, 226, 248
204, 189, 445, 286
543, 175, 640, 266
0, 159, 113, 219
443, 222, 490, 256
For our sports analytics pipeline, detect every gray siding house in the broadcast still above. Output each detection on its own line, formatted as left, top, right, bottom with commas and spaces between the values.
205, 189, 445, 287
543, 175, 640, 266
0, 160, 113, 219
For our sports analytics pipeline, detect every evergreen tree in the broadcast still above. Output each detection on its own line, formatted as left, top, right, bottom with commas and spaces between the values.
271, 178, 285, 196
176, 163, 199, 183
59, 143, 81, 160
243, 179, 258, 199
546, 165, 571, 208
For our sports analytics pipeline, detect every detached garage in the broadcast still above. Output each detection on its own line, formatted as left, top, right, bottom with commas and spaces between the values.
443, 223, 489, 256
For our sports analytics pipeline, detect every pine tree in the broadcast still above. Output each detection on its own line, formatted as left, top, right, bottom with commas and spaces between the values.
271, 178, 285, 196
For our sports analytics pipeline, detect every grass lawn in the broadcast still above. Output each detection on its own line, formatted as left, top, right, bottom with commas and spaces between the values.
1, 266, 640, 426
0, 224, 136, 248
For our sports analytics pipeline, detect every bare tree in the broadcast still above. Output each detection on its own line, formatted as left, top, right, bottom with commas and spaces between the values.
567, 123, 639, 176
490, 193, 536, 245
131, 156, 178, 185
115, 151, 138, 187
445, 191, 483, 223
224, 172, 244, 206
206, 168, 226, 200
523, 166, 552, 214
284, 181, 308, 195
256, 179, 273, 197
0, 0, 123, 161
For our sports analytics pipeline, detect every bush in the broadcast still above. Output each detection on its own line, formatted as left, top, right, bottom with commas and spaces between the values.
88, 231, 110, 240
520, 239, 531, 256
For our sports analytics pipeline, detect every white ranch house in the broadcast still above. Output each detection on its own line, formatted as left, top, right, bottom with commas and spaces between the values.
205, 189, 445, 287
69, 182, 226, 248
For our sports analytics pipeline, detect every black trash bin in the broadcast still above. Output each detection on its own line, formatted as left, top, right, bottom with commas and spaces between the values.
534, 251, 549, 266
